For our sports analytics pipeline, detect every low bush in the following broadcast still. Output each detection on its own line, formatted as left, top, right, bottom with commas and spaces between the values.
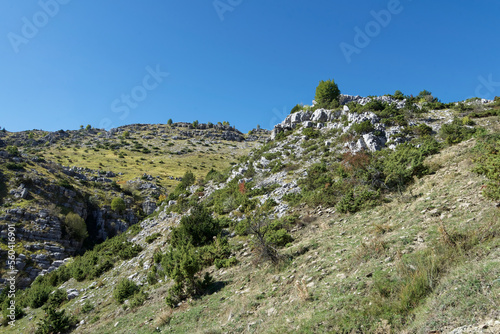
412, 123, 433, 136
290, 104, 304, 114
64, 212, 88, 242
262, 152, 281, 160
111, 197, 126, 213
162, 243, 201, 307
302, 128, 320, 139
208, 180, 247, 214
35, 305, 75, 334
145, 232, 161, 243
265, 229, 293, 247
113, 279, 140, 304
147, 269, 158, 285
5, 162, 25, 171
336, 187, 380, 213
350, 120, 374, 134
129, 290, 148, 308
81, 301, 94, 314
215, 257, 238, 269
26, 278, 53, 309
47, 289, 67, 308
6, 146, 20, 157
170, 204, 221, 248
440, 118, 477, 145
472, 133, 500, 201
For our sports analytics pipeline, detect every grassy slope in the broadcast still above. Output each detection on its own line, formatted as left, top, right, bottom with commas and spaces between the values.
7, 132, 499, 334
37, 128, 256, 190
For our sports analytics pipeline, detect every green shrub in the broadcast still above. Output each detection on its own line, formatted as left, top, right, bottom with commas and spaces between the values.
299, 163, 332, 191
262, 198, 278, 211
468, 109, 500, 118
198, 236, 232, 266
462, 116, 474, 126
111, 197, 126, 213
315, 79, 341, 108
351, 120, 374, 134
247, 215, 284, 264
35, 305, 74, 334
113, 279, 139, 304
282, 192, 303, 206
147, 270, 158, 285
176, 170, 195, 191
64, 212, 88, 242
215, 257, 238, 269
145, 232, 161, 244
270, 160, 283, 173
440, 118, 477, 145
290, 104, 304, 114
81, 301, 94, 314
47, 289, 67, 308
57, 179, 73, 189
127, 223, 143, 236
412, 123, 433, 136
6, 146, 19, 157
302, 128, 320, 139
5, 162, 25, 170
336, 187, 379, 213
393, 90, 405, 100
170, 204, 221, 248
472, 133, 500, 201
66, 231, 141, 281
205, 168, 227, 183
262, 152, 281, 160
118, 243, 143, 260
162, 243, 201, 306
209, 180, 246, 214
46, 266, 71, 287
129, 290, 148, 308
265, 229, 293, 247
234, 219, 250, 236
363, 100, 385, 112
1, 292, 25, 324
275, 131, 286, 141
26, 278, 53, 309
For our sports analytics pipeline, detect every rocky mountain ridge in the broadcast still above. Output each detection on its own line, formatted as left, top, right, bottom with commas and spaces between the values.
0, 122, 267, 289
1, 94, 499, 333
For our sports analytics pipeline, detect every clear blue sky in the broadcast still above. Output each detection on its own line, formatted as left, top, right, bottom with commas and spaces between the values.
1, 0, 499, 133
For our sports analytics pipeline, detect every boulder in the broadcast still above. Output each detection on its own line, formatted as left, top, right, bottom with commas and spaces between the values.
290, 111, 311, 123
67, 289, 80, 300
346, 133, 386, 153
142, 199, 157, 216
362, 133, 386, 152
270, 127, 284, 140
311, 109, 329, 122
347, 111, 379, 124
290, 112, 303, 123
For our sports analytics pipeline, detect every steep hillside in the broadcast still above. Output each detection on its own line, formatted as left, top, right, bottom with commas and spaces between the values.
0, 122, 267, 289
1, 95, 499, 334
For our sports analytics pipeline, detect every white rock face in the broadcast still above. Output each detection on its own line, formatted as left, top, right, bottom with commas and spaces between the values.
311, 109, 329, 122
290, 113, 303, 123
362, 133, 386, 152
345, 132, 386, 153
347, 111, 379, 124
339, 94, 406, 109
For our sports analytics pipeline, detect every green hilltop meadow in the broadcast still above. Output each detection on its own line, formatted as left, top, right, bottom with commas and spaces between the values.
1, 81, 499, 333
